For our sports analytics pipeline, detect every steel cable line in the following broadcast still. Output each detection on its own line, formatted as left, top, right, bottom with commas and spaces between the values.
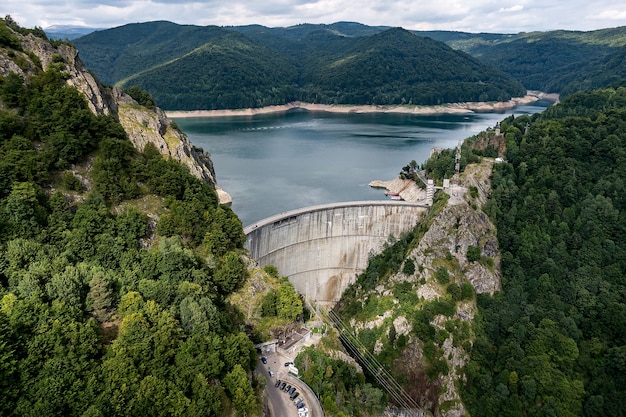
326, 310, 420, 412
322, 308, 430, 417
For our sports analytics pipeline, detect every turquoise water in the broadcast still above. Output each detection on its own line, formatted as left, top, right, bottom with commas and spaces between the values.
174, 102, 550, 226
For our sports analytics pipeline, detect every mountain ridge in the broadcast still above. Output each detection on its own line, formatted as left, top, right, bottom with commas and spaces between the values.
73, 21, 526, 110
71, 21, 626, 110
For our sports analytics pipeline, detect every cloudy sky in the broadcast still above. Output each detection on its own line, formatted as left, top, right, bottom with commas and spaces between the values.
3, 0, 626, 34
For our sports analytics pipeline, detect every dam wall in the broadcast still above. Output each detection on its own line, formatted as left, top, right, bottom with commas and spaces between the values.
244, 201, 428, 305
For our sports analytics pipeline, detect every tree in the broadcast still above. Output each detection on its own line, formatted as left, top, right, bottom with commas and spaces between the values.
4, 182, 46, 238
260, 290, 277, 317
86, 269, 115, 322
124, 86, 156, 108
178, 296, 222, 335
435, 266, 450, 284
129, 375, 189, 417
213, 252, 247, 295
174, 333, 224, 389
45, 264, 88, 308
276, 278, 303, 321
222, 364, 257, 415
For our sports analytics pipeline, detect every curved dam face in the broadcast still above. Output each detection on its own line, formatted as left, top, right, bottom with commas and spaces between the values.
244, 201, 428, 306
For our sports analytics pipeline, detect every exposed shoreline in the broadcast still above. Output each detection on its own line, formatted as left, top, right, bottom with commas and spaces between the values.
166, 91, 559, 119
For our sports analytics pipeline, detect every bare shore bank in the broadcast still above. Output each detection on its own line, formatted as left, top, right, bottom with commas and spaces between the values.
166, 91, 559, 119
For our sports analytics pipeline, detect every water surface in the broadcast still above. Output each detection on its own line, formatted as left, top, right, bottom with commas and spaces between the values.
174, 102, 549, 226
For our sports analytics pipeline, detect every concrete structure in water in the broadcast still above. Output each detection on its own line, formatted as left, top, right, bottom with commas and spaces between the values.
244, 201, 428, 306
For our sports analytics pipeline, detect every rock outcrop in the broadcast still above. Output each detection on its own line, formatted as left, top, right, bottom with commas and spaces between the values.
394, 160, 500, 416
369, 178, 427, 202
348, 158, 502, 417
10, 31, 231, 204
114, 91, 231, 204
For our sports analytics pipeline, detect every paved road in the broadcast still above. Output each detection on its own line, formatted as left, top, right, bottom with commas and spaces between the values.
258, 352, 324, 417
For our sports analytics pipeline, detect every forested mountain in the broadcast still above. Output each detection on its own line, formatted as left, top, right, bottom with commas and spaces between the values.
331, 86, 626, 416
460, 87, 626, 417
452, 28, 626, 94
71, 21, 253, 85
0, 17, 274, 416
234, 23, 626, 97
73, 21, 626, 110
73, 21, 525, 110
303, 27, 525, 105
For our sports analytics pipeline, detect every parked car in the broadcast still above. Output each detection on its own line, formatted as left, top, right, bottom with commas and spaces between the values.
288, 387, 296, 395
284, 361, 293, 366
294, 397, 303, 405
284, 384, 291, 392
274, 379, 281, 388
290, 392, 300, 401
280, 382, 286, 390
268, 370, 274, 377
261, 357, 267, 364
298, 407, 309, 415
296, 402, 305, 409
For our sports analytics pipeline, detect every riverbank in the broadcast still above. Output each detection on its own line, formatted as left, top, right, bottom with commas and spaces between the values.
166, 91, 559, 118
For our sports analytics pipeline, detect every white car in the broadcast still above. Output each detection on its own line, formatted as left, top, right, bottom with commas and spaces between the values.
298, 408, 308, 415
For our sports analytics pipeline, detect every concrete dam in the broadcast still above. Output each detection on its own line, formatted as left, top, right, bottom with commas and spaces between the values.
244, 201, 428, 305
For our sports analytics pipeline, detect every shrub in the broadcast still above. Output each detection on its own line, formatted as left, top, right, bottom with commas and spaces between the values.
402, 258, 416, 275
467, 245, 481, 263
435, 266, 450, 284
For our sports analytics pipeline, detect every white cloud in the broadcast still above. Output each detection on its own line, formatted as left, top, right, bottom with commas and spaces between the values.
499, 5, 524, 13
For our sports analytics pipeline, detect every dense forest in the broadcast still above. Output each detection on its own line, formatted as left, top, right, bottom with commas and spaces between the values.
0, 18, 265, 416
71, 21, 626, 110
329, 87, 626, 417
8, 15, 626, 417
73, 21, 525, 110
460, 87, 626, 416
460, 30, 626, 95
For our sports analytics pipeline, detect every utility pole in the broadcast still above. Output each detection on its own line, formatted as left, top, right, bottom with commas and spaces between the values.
453, 142, 461, 183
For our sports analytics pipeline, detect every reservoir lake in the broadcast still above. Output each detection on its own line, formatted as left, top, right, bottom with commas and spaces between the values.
173, 102, 550, 227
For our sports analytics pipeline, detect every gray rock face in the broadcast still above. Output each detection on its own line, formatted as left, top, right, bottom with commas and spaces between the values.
348, 159, 502, 417
19, 34, 114, 116
8, 30, 230, 203
420, 203, 501, 295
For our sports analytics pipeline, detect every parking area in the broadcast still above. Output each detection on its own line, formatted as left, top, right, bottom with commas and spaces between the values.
258, 351, 324, 417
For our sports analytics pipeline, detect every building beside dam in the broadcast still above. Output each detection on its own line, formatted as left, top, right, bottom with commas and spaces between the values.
244, 201, 428, 306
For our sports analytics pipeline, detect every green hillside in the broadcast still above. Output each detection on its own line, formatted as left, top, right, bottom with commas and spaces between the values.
447, 27, 626, 94
329, 85, 626, 416
303, 27, 525, 105
0, 18, 270, 416
461, 87, 626, 417
116, 32, 299, 110
72, 21, 244, 85
73, 21, 626, 105
74, 22, 526, 110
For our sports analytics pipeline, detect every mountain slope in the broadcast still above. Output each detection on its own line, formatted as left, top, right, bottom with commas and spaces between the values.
0, 17, 265, 417
74, 22, 526, 110
117, 32, 299, 110
447, 27, 626, 93
73, 21, 245, 85
305, 27, 525, 105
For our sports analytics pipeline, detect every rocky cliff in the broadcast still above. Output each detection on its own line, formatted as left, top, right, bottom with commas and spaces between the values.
340, 158, 502, 417
3, 29, 231, 204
